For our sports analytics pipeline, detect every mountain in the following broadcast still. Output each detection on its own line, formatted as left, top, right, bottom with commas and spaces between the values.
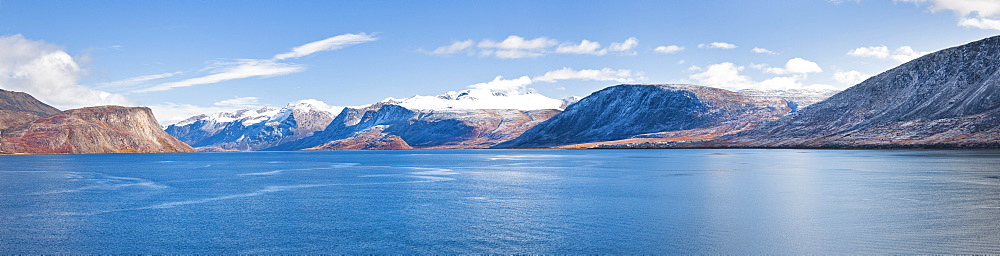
270, 103, 560, 150
495, 84, 792, 148
717, 35, 1000, 148
736, 89, 839, 112
0, 106, 195, 154
0, 89, 61, 130
164, 100, 342, 151
380, 76, 568, 111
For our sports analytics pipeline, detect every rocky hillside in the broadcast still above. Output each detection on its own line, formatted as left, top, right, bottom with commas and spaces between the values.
0, 89, 61, 130
495, 84, 792, 148
719, 35, 1000, 148
165, 100, 340, 151
270, 103, 560, 150
1, 106, 195, 154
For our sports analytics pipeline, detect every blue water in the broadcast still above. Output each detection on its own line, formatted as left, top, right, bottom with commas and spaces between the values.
1, 149, 999, 254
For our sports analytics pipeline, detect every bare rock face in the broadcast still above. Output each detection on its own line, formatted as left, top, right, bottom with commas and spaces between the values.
0, 89, 61, 130
305, 126, 414, 150
495, 84, 791, 148
1, 106, 196, 154
272, 104, 561, 150
721, 35, 1000, 148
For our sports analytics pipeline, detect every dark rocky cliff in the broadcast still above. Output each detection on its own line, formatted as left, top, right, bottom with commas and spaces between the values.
719, 35, 1000, 148
495, 84, 791, 148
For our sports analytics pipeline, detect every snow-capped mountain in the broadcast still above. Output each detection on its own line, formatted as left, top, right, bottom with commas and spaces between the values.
736, 88, 839, 112
380, 76, 572, 111
165, 99, 343, 151
269, 102, 561, 151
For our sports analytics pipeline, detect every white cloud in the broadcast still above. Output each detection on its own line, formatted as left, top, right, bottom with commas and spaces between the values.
214, 96, 261, 107
533, 68, 643, 83
847, 45, 891, 59
834, 70, 871, 85
132, 33, 375, 93
690, 62, 834, 91
492, 49, 545, 59
889, 46, 932, 62
97, 71, 182, 89
607, 37, 639, 52
479, 35, 558, 50
134, 60, 304, 93
467, 75, 535, 94
958, 16, 1000, 30
689, 63, 752, 89
425, 40, 474, 55
556, 39, 605, 55
751, 47, 777, 54
0, 34, 135, 109
897, 0, 1000, 16
698, 42, 738, 49
426, 35, 641, 58
273, 33, 377, 60
654, 45, 684, 54
898, 0, 1000, 31
764, 57, 824, 75
847, 45, 931, 62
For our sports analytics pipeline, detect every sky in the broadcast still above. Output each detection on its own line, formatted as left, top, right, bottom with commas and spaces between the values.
0, 0, 998, 124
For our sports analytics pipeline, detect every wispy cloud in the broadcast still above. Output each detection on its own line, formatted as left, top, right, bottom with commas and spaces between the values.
424, 40, 475, 55
133, 33, 376, 93
698, 42, 738, 49
751, 47, 777, 54
273, 33, 377, 60
556, 39, 605, 55
97, 71, 182, 89
654, 45, 684, 54
213, 96, 260, 107
134, 60, 304, 93
424, 35, 640, 59
533, 67, 643, 83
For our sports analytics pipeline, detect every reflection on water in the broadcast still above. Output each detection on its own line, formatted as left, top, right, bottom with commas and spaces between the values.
0, 149, 998, 254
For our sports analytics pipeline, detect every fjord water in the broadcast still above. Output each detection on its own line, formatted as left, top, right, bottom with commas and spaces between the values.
1, 150, 998, 254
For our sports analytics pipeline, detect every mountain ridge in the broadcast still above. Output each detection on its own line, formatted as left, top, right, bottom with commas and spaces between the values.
1, 105, 195, 154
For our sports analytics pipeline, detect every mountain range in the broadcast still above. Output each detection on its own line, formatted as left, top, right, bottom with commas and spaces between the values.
4, 35, 999, 154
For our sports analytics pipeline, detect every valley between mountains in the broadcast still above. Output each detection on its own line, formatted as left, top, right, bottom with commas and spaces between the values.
2, 35, 999, 154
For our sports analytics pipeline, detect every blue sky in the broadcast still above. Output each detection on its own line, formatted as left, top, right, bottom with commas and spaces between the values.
0, 0, 998, 124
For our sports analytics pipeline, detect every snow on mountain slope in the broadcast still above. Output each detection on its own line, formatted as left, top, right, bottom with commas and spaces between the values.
381, 76, 568, 111
165, 99, 342, 150
736, 88, 839, 112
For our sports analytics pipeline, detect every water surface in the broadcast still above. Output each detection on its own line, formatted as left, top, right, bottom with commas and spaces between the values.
1, 149, 998, 254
